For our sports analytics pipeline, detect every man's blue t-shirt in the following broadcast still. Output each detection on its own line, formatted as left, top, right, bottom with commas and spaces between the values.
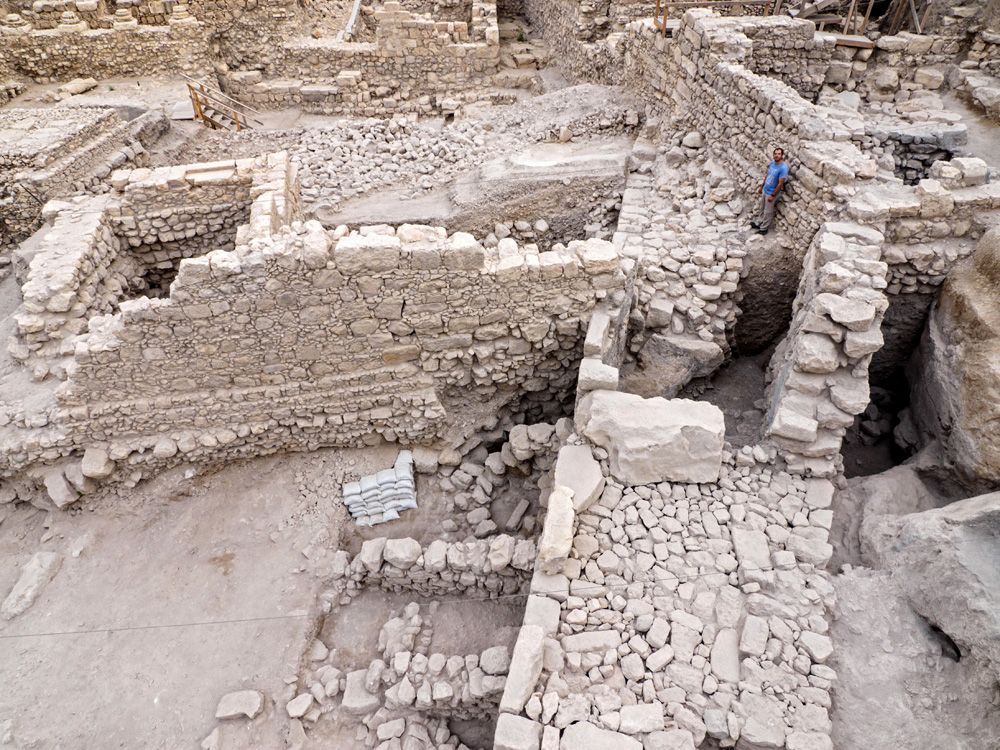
763, 160, 789, 195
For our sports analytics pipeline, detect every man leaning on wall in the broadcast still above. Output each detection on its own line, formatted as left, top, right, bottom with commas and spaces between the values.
751, 146, 789, 236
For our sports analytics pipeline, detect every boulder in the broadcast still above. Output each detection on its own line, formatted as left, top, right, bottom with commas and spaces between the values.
495, 714, 543, 750
618, 702, 665, 734
81, 447, 114, 479
383, 538, 422, 569
575, 391, 724, 484
628, 334, 724, 398
341, 670, 380, 714
560, 722, 642, 750
645, 729, 696, 750
738, 694, 786, 748
43, 468, 79, 509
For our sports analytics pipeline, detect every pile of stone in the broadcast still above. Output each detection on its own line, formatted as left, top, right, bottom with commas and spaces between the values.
168, 117, 504, 213
342, 450, 417, 526
438, 420, 570, 539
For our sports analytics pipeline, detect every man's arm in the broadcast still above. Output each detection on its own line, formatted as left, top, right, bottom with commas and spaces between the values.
768, 177, 786, 202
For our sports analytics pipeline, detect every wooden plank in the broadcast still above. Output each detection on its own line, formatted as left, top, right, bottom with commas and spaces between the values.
842, 0, 858, 34
908, 0, 922, 33
860, 0, 875, 34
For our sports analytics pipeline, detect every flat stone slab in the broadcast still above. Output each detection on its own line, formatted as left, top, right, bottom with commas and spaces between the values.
215, 690, 264, 720
553, 445, 605, 512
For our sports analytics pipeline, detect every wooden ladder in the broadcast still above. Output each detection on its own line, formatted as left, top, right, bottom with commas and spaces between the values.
183, 76, 264, 132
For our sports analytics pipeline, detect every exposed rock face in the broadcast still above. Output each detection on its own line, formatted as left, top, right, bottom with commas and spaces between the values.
910, 227, 1000, 486
829, 464, 943, 566
832, 567, 1000, 750
861, 491, 1000, 676
832, 490, 1000, 750
575, 390, 725, 484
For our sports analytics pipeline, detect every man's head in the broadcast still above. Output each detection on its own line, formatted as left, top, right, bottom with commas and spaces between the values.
773, 147, 785, 163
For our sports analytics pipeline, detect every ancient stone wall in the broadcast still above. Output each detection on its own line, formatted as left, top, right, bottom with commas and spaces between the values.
11, 157, 263, 368
847, 157, 1000, 380
520, 0, 623, 84
220, 1, 501, 116
763, 222, 889, 476
0, 107, 166, 251
624, 11, 877, 259
0, 17, 212, 81
333, 534, 536, 599
23, 151, 625, 472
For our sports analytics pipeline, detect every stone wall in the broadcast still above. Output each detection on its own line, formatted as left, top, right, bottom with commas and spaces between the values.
623, 11, 878, 259
332, 534, 535, 598
220, 0, 502, 116
848, 157, 1000, 380
11, 149, 626, 473
521, 0, 624, 84
0, 14, 212, 81
763, 222, 889, 477
58, 224, 621, 467
10, 157, 262, 369
1, 107, 166, 251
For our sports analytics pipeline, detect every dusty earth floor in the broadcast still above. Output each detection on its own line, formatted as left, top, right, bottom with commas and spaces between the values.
0, 445, 408, 749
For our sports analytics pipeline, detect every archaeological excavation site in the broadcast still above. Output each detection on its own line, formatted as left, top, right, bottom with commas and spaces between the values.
2, 0, 1000, 747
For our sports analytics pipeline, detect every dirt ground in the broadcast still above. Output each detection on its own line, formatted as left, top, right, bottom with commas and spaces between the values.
0, 446, 402, 749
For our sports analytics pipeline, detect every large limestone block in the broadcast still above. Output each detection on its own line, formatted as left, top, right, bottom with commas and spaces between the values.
500, 625, 545, 714
341, 670, 380, 714
575, 391, 724, 484
560, 722, 642, 750
553, 446, 605, 511
215, 690, 264, 719
537, 486, 575, 574
628, 333, 725, 398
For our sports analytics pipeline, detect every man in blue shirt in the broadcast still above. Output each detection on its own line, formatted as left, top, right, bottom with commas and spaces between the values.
751, 147, 789, 235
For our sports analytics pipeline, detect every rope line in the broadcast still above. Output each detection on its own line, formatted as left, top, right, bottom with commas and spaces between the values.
0, 561, 789, 641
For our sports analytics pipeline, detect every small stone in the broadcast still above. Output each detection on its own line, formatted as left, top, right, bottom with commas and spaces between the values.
285, 693, 313, 719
